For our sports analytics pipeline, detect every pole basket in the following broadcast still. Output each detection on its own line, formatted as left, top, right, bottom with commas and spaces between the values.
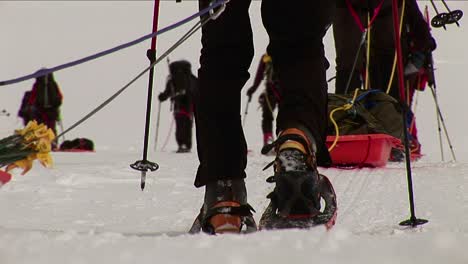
399, 217, 428, 227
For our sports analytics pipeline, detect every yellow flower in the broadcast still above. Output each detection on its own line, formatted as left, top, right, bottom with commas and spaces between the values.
33, 124, 49, 139
17, 120, 39, 136
37, 153, 53, 168
43, 128, 55, 142
23, 132, 36, 142
5, 121, 55, 176
5, 157, 34, 175
36, 138, 52, 153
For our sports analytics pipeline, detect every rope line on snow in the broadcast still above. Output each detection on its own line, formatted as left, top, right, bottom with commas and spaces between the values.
0, 0, 228, 87
56, 11, 214, 139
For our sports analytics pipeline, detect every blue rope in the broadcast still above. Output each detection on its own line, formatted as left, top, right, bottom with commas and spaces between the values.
355, 89, 382, 102
0, 0, 227, 87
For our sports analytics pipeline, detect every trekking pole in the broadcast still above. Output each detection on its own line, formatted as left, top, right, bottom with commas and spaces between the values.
154, 57, 171, 151
424, 6, 444, 161
153, 102, 162, 151
431, 84, 457, 162
242, 96, 251, 127
344, 30, 367, 95
440, 0, 462, 27
130, 0, 161, 191
58, 117, 66, 148
428, 84, 457, 162
391, 0, 428, 227
429, 0, 447, 30
424, 6, 456, 162
434, 91, 445, 162
161, 116, 175, 152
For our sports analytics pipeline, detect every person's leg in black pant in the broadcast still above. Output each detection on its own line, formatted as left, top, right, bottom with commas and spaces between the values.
260, 92, 275, 146
193, 0, 255, 234
333, 6, 366, 94
262, 0, 333, 164
259, 0, 336, 226
195, 0, 253, 187
175, 115, 192, 152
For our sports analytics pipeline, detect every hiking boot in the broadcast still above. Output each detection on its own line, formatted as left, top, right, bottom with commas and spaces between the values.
260, 128, 337, 229
189, 179, 257, 234
389, 148, 405, 162
176, 144, 190, 153
410, 138, 422, 159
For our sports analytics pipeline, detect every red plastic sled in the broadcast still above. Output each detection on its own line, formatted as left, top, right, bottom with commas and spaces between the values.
326, 134, 401, 168
0, 170, 12, 185
54, 149, 95, 153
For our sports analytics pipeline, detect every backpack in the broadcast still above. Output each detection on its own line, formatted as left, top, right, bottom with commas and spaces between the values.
169, 60, 195, 98
33, 74, 63, 109
18, 91, 34, 119
327, 89, 405, 142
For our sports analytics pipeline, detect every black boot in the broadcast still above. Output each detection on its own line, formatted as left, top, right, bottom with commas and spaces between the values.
176, 144, 190, 153
189, 179, 257, 234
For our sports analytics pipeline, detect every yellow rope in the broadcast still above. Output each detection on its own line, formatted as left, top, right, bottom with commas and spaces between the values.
365, 13, 371, 90
386, 0, 406, 94
264, 91, 275, 115
328, 88, 360, 152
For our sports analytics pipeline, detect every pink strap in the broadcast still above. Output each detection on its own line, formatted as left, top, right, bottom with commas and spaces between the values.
345, 0, 386, 32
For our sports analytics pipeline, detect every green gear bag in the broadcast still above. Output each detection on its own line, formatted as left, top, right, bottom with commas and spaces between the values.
327, 90, 404, 142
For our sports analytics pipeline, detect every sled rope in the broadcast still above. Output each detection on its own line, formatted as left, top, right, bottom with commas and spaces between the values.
0, 0, 229, 87
328, 88, 360, 151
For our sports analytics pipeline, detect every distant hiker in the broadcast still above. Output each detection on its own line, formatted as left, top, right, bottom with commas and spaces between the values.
158, 60, 197, 153
27, 72, 63, 138
246, 53, 281, 154
333, 0, 437, 158
189, 0, 336, 235
18, 90, 34, 126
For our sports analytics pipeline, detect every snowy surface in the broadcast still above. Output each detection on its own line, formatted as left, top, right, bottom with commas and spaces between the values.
1, 1, 467, 264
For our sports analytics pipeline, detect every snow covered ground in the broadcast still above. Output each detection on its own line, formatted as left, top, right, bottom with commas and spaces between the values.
1, 1, 467, 264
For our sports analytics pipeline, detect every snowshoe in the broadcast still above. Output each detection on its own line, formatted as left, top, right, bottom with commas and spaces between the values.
189, 179, 257, 235
259, 128, 337, 230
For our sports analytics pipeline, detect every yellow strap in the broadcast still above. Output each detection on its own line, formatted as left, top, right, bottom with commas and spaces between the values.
365, 13, 371, 90
386, 0, 406, 94
265, 91, 275, 115
279, 141, 307, 154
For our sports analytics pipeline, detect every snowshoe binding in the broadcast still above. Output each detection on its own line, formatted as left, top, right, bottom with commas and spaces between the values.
259, 128, 337, 230
189, 179, 257, 235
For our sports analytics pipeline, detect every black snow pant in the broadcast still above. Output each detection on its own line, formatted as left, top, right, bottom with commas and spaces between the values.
259, 86, 279, 135
333, 4, 408, 100
175, 115, 193, 150
194, 0, 334, 187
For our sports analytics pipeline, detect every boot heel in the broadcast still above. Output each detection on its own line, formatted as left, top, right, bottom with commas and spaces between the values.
209, 202, 242, 234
